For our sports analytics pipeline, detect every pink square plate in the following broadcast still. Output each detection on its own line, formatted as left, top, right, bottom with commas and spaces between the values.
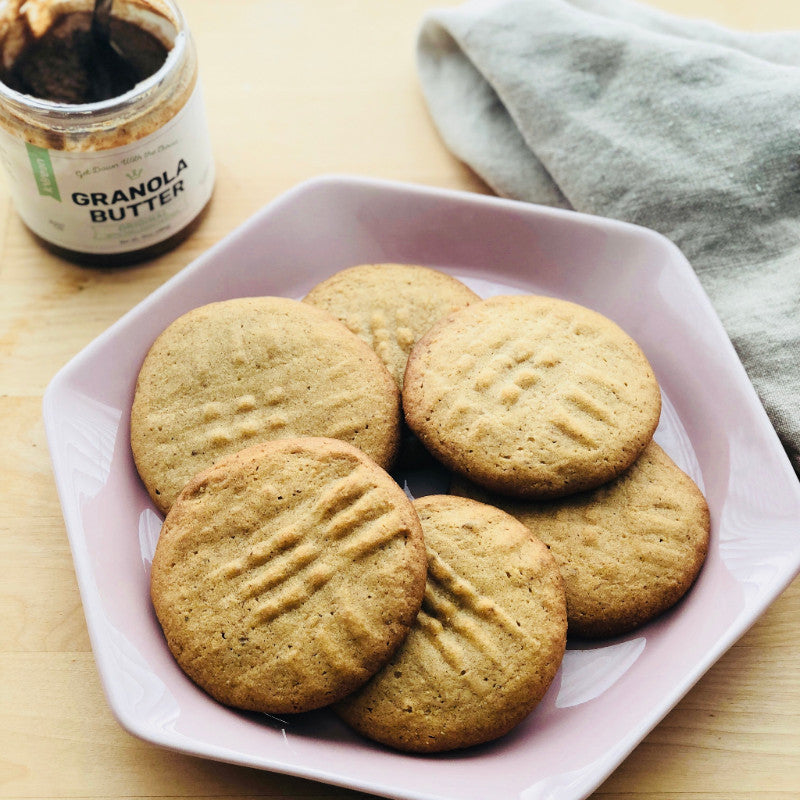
43, 175, 800, 800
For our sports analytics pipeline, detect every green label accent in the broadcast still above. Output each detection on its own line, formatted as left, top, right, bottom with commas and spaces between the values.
25, 143, 61, 201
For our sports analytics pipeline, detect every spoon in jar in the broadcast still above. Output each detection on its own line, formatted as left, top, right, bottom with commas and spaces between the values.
89, 0, 141, 100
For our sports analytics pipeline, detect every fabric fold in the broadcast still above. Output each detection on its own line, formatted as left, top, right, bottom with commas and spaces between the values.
417, 0, 800, 474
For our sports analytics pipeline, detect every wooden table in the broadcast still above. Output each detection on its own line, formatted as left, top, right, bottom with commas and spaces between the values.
2, 1, 798, 798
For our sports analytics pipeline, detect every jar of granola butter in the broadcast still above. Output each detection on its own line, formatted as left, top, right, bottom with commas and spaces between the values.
0, 0, 214, 265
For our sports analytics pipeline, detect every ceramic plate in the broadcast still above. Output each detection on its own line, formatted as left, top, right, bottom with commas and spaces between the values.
44, 175, 800, 800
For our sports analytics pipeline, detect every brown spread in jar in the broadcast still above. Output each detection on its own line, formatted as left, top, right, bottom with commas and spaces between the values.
1, 11, 168, 103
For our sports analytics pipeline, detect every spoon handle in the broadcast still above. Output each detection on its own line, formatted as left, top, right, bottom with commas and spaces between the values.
91, 0, 115, 42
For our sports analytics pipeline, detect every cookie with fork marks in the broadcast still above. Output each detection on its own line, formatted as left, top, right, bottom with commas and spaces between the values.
150, 437, 427, 714
303, 263, 480, 388
131, 296, 401, 513
334, 494, 567, 752
403, 294, 661, 498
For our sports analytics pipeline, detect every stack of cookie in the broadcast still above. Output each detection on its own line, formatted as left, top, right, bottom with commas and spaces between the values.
398, 290, 710, 641
132, 263, 708, 754
306, 266, 710, 640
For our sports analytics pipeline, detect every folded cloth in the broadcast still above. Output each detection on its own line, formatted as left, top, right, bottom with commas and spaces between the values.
417, 0, 800, 477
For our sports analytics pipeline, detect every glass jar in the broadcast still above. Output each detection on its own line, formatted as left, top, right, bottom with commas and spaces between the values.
0, 0, 214, 265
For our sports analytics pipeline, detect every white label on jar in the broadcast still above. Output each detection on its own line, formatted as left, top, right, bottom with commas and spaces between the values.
0, 83, 214, 255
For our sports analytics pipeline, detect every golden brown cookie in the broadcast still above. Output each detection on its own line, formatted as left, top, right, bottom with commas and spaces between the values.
334, 494, 567, 752
403, 294, 661, 498
303, 263, 479, 387
131, 296, 400, 513
452, 441, 710, 638
150, 437, 427, 714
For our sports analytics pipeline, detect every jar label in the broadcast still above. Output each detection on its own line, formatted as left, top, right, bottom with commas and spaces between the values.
0, 83, 214, 255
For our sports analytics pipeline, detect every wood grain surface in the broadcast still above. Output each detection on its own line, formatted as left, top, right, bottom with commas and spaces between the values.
1, 1, 798, 799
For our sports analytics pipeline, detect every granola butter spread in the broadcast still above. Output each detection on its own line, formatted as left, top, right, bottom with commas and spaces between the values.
1, 11, 168, 103
0, 0, 214, 265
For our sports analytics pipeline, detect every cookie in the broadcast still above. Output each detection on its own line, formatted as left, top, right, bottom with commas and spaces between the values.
334, 494, 567, 752
131, 296, 401, 513
150, 437, 427, 714
403, 294, 661, 498
453, 441, 710, 638
303, 263, 479, 387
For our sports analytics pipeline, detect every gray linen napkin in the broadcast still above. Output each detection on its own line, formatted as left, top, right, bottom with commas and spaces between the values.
417, 0, 800, 476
